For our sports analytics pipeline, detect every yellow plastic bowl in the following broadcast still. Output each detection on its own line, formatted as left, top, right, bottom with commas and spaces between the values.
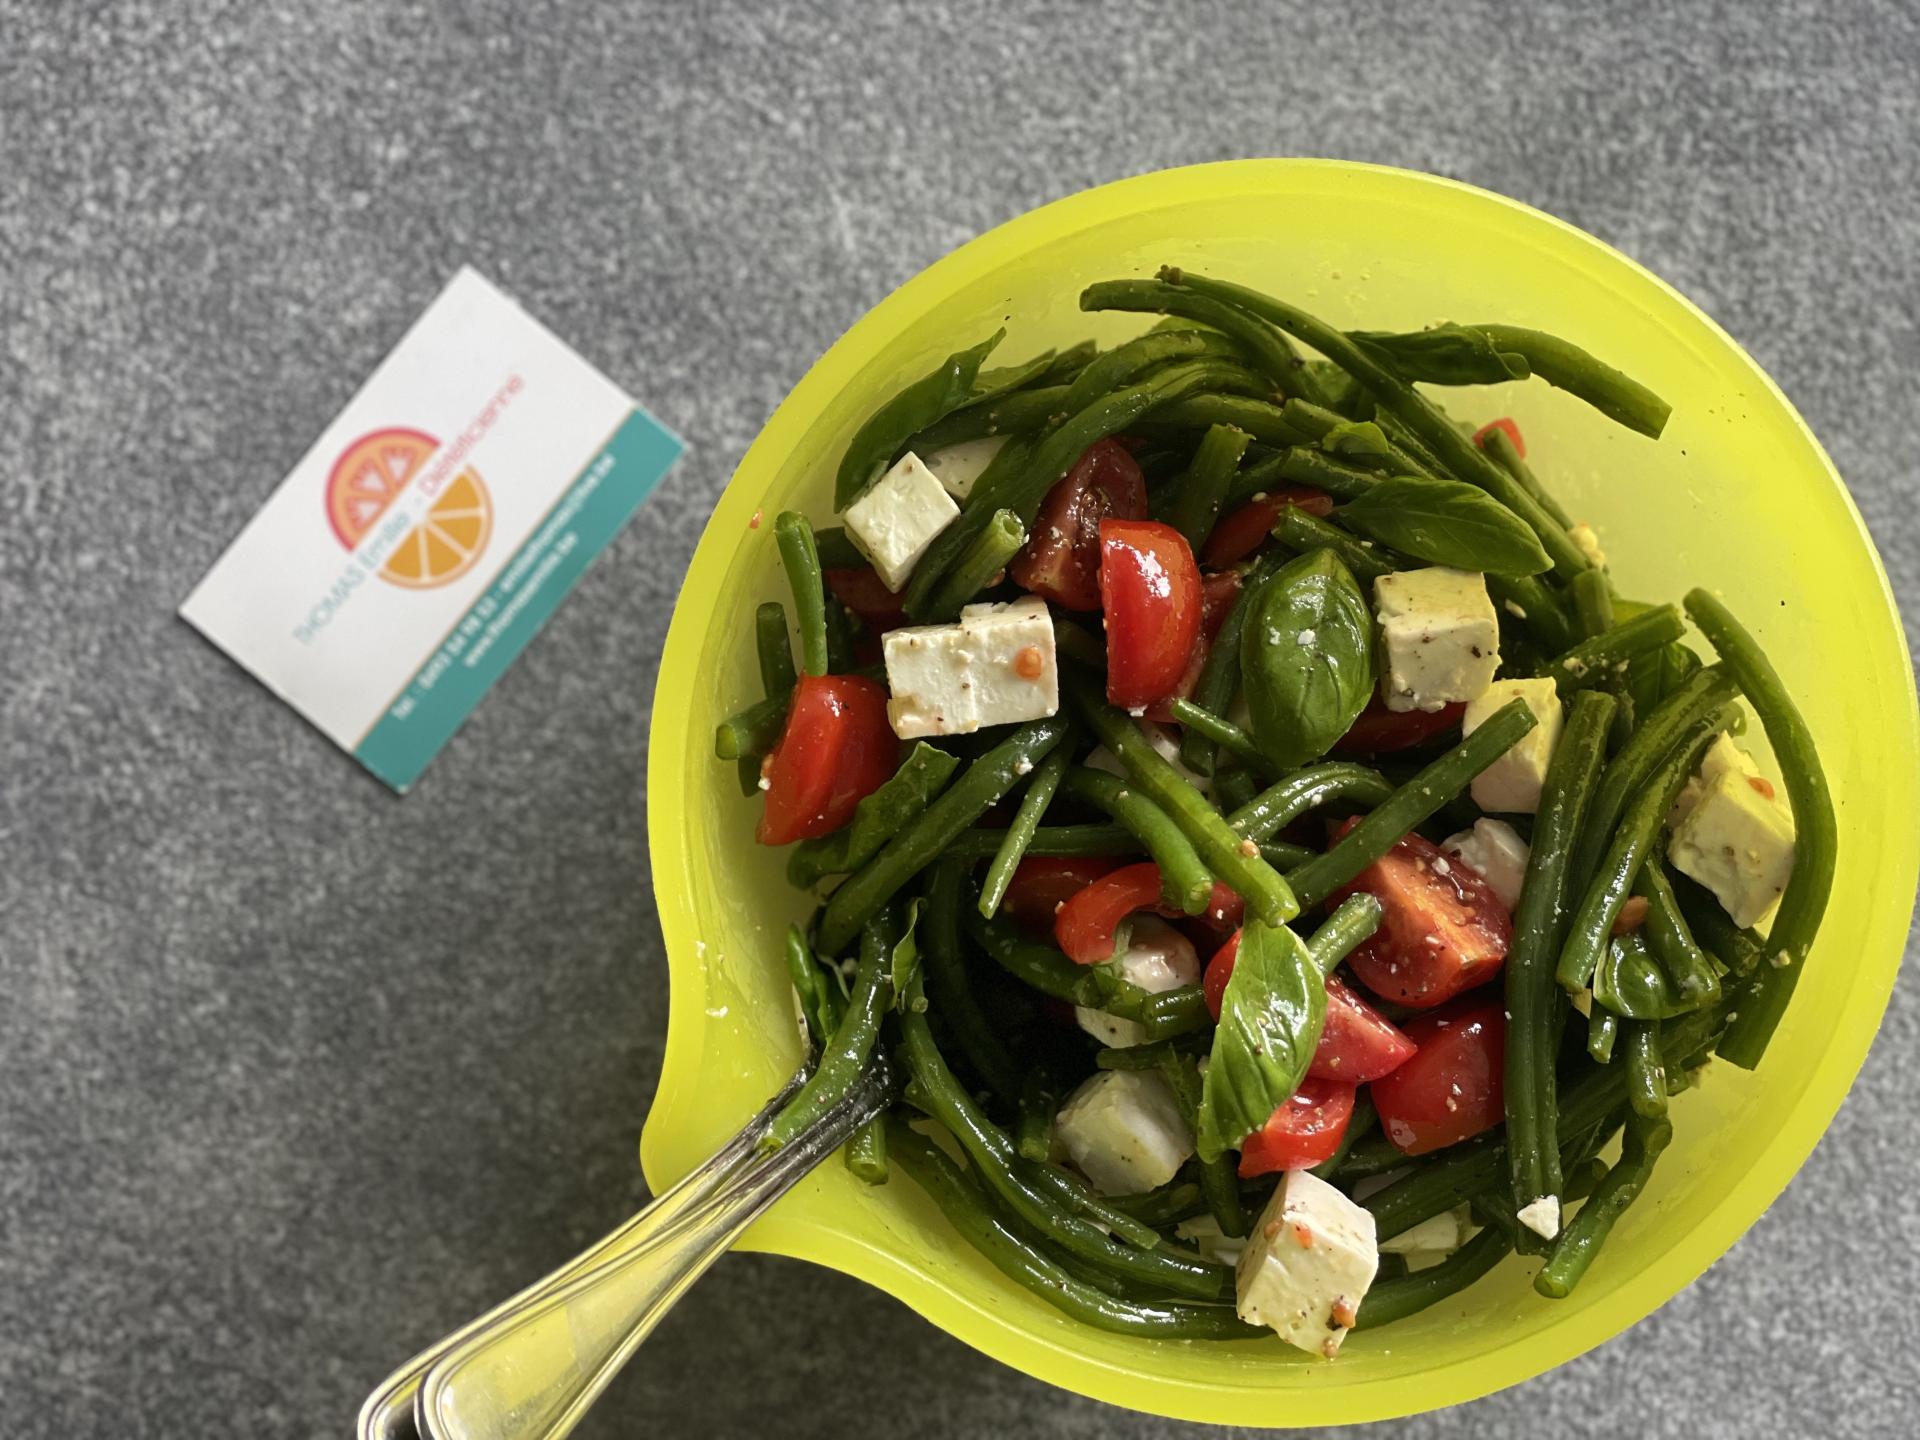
642, 160, 1917, 1425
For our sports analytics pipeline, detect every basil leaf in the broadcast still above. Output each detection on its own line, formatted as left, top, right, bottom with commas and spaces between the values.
1339, 476, 1552, 577
1351, 323, 1531, 386
1240, 548, 1375, 770
786, 743, 960, 887
890, 899, 924, 1001
967, 349, 1059, 406
1196, 921, 1327, 1161
834, 329, 1006, 509
1319, 419, 1391, 462
1593, 934, 1691, 1019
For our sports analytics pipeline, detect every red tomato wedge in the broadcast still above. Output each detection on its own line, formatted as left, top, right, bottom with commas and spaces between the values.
1471, 417, 1525, 458
823, 567, 908, 636
1203, 933, 1415, 1083
1371, 996, 1507, 1155
1147, 570, 1241, 724
1001, 856, 1120, 938
1099, 519, 1203, 710
1010, 439, 1147, 611
1054, 862, 1240, 964
1333, 698, 1468, 756
756, 674, 898, 846
1330, 818, 1512, 1008
1201, 487, 1336, 568
1237, 1078, 1357, 1176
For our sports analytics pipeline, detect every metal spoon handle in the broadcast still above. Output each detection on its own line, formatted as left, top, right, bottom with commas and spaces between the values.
413, 1069, 886, 1440
356, 1070, 808, 1440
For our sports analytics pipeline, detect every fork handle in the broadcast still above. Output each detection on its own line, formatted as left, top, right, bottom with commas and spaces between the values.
413, 1071, 886, 1440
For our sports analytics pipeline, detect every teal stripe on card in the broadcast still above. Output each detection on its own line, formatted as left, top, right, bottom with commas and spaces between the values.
355, 407, 684, 791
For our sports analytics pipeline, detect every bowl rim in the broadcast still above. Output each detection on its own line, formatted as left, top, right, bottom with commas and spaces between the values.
643, 157, 1918, 1425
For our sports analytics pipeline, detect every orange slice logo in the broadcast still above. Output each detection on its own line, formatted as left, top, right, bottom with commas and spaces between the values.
324, 427, 493, 589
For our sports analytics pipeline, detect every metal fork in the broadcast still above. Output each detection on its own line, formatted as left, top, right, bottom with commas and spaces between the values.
357, 1063, 888, 1440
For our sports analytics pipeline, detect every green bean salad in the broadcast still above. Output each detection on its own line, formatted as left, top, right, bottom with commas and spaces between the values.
718, 266, 1834, 1358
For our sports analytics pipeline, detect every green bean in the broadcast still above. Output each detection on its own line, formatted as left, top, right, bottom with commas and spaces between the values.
1308, 893, 1386, 974
1572, 666, 1741, 887
1050, 618, 1107, 671
1180, 550, 1286, 775
1147, 394, 1311, 445
1505, 690, 1616, 1222
1014, 1070, 1058, 1164
1635, 864, 1722, 1007
787, 742, 963, 887
978, 747, 1072, 919
1104, 1178, 1209, 1229
1094, 1038, 1203, 1071
1535, 1110, 1674, 1298
1326, 1129, 1406, 1182
1309, 1089, 1378, 1181
1137, 986, 1212, 1041
1080, 278, 1316, 397
915, 507, 1027, 621
1211, 766, 1262, 815
922, 860, 1022, 1105
755, 601, 797, 696
901, 436, 1034, 616
818, 717, 1070, 953
1285, 699, 1538, 909
1556, 724, 1720, 991
812, 525, 867, 570
784, 924, 829, 1046
845, 1114, 889, 1183
1570, 568, 1615, 641
773, 512, 830, 677
1059, 767, 1216, 915
1354, 1226, 1513, 1330
1351, 322, 1530, 386
1259, 840, 1315, 868
1685, 589, 1837, 1070
1152, 269, 1591, 578
887, 1123, 1259, 1338
823, 593, 857, 673
766, 915, 894, 1148
714, 692, 788, 760
1469, 324, 1672, 439
1669, 870, 1765, 976
1280, 399, 1433, 475
1167, 699, 1275, 777
896, 983, 1231, 1299
1479, 425, 1574, 528
949, 823, 1144, 860
909, 385, 1070, 452
1587, 1004, 1619, 1062
1068, 678, 1299, 926
1275, 447, 1386, 500
1164, 423, 1253, 550
1487, 572, 1580, 655
1027, 1160, 1170, 1251
1622, 1020, 1668, 1120
915, 359, 1256, 602
1062, 328, 1247, 415
967, 911, 1085, 1004
1271, 508, 1401, 583
1542, 604, 1686, 694
1035, 339, 1101, 385
1227, 761, 1394, 842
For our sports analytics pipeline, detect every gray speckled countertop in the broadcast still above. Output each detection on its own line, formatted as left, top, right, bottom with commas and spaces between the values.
3, 2, 1917, 1435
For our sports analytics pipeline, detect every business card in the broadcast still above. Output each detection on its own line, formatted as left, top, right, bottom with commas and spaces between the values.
180, 267, 684, 791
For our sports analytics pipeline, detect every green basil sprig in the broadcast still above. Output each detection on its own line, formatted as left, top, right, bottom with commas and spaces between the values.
1196, 920, 1327, 1161
1240, 549, 1374, 770
1339, 476, 1552, 577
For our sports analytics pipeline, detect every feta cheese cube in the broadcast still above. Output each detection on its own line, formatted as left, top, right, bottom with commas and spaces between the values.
1668, 765, 1796, 927
1053, 1069, 1194, 1197
921, 435, 1007, 502
1236, 1169, 1379, 1358
1463, 677, 1563, 814
1373, 567, 1501, 714
1568, 521, 1607, 569
1175, 1214, 1246, 1267
1667, 733, 1764, 828
1517, 1194, 1562, 1240
1074, 917, 1200, 1049
1442, 818, 1530, 911
881, 597, 1058, 738
842, 452, 960, 590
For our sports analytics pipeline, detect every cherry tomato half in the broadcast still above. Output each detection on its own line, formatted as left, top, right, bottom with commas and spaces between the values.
1203, 932, 1416, 1083
1000, 856, 1120, 938
1370, 995, 1507, 1155
1330, 818, 1513, 1008
1099, 519, 1202, 710
1332, 697, 1468, 756
1010, 439, 1147, 611
1147, 570, 1241, 725
1238, 1077, 1358, 1176
1201, 487, 1336, 568
756, 673, 898, 846
1054, 862, 1241, 964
